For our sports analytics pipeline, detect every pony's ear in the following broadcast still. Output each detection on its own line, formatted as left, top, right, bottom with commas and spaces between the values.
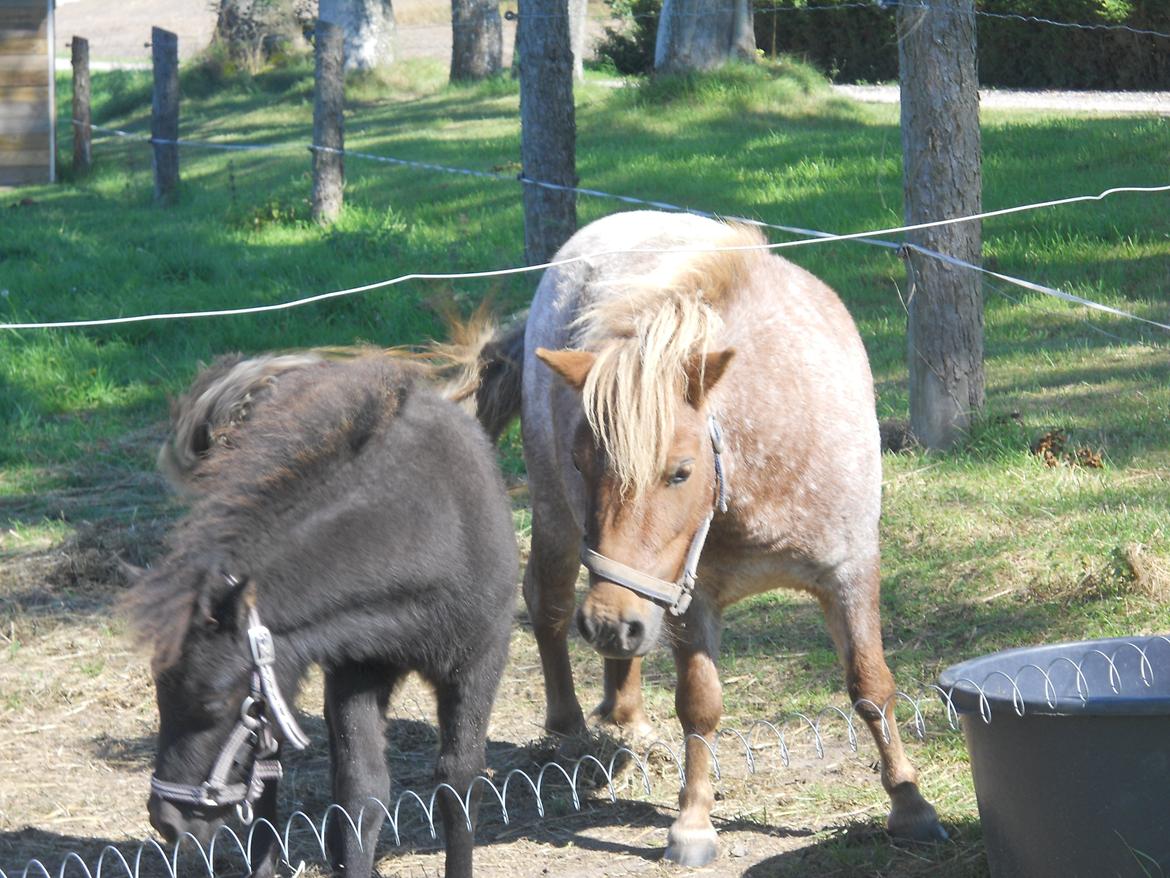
684, 349, 736, 408
195, 570, 251, 630
535, 348, 597, 393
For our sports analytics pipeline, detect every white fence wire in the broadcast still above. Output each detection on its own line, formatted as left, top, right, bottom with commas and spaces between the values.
5, 123, 1169, 338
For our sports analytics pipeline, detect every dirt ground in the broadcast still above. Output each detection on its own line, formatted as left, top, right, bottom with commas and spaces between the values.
0, 448, 964, 878
53, 0, 520, 68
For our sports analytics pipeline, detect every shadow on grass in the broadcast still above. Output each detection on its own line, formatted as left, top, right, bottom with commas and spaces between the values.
743, 817, 987, 878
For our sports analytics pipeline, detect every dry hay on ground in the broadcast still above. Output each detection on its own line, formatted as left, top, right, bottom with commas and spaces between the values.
1, 476, 959, 878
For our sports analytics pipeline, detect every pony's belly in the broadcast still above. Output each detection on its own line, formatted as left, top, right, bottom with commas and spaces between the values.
701, 552, 828, 608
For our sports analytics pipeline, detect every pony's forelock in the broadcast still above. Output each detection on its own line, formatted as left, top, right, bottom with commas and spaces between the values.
571, 222, 763, 496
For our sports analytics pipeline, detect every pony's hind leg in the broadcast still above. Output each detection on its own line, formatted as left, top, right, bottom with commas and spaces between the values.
432, 638, 509, 878
818, 568, 947, 843
523, 523, 586, 736
323, 664, 400, 877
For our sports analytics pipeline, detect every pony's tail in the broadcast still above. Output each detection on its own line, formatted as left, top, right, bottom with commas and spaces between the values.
430, 308, 527, 442
158, 352, 325, 493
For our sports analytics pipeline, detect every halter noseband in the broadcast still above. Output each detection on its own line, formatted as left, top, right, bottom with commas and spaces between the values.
579, 416, 728, 616
150, 589, 310, 824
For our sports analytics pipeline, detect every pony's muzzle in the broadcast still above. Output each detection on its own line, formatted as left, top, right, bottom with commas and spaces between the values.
575, 589, 661, 658
148, 793, 223, 846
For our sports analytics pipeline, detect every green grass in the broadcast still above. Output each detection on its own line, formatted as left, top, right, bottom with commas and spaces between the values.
2, 57, 1169, 876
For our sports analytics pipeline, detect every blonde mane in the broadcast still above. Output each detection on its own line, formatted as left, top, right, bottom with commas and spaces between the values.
572, 222, 764, 496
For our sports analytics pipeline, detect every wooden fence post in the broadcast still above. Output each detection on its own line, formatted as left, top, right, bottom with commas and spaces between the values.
517, 0, 577, 265
71, 36, 90, 176
312, 19, 345, 224
151, 27, 179, 205
898, 0, 983, 450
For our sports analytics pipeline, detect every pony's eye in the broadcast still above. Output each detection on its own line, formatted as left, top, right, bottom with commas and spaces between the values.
668, 461, 693, 485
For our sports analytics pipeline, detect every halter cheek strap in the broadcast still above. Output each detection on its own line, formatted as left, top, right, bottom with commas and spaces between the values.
150, 601, 309, 822
579, 416, 728, 616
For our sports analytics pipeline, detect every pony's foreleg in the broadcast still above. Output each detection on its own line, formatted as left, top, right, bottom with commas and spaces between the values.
664, 605, 723, 867
433, 640, 508, 878
818, 574, 948, 843
522, 534, 586, 735
590, 657, 653, 740
323, 664, 398, 878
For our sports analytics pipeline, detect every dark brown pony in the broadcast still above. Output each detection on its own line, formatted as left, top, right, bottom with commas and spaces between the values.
129, 353, 518, 878
481, 211, 946, 865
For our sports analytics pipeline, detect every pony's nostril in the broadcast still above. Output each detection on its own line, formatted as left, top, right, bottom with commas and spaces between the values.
624, 619, 645, 651
577, 608, 597, 644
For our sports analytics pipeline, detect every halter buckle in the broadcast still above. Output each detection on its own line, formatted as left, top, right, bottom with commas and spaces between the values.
248, 624, 276, 667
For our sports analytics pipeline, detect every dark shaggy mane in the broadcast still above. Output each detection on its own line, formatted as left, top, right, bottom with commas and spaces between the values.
128, 354, 421, 668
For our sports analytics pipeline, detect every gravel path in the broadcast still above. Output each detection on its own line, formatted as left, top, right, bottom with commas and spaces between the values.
50, 0, 1170, 117
832, 83, 1170, 114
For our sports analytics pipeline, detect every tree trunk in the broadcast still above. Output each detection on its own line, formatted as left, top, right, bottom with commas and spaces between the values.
320, 0, 396, 71
898, 0, 983, 450
568, 0, 587, 80
450, 0, 502, 80
518, 0, 577, 265
654, 0, 754, 73
214, 0, 265, 69
312, 20, 345, 223
214, 0, 314, 69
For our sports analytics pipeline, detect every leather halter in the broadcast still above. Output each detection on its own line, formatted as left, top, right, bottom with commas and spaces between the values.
150, 589, 310, 824
579, 416, 728, 616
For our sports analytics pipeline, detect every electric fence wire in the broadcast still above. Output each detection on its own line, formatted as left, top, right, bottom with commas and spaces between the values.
495, 0, 1170, 41
8, 126, 1170, 339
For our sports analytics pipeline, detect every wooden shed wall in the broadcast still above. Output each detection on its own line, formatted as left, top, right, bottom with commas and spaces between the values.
0, 0, 54, 186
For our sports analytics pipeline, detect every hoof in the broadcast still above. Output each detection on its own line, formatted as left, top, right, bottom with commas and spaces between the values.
888, 804, 949, 844
545, 709, 587, 739
588, 707, 656, 745
664, 825, 719, 867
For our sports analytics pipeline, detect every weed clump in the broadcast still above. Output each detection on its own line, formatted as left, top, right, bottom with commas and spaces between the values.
1031, 430, 1103, 469
1033, 544, 1170, 606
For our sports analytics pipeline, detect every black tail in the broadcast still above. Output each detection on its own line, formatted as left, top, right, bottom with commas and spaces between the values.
431, 312, 526, 443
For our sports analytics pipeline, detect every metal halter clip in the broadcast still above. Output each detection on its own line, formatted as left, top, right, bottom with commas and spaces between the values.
248, 625, 276, 667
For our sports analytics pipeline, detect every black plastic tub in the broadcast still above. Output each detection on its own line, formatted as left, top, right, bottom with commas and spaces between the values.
938, 635, 1170, 878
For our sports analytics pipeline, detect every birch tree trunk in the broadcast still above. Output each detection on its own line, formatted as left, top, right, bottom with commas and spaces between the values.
898, 0, 983, 450
518, 0, 577, 264
320, 0, 396, 71
568, 0, 587, 80
451, 0, 502, 80
654, 0, 755, 73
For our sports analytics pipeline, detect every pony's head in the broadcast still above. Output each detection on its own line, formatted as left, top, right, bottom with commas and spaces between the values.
535, 229, 755, 658
125, 562, 278, 848
538, 345, 735, 658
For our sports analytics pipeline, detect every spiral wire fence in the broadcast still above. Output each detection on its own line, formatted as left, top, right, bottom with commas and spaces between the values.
6, 7, 1169, 873
5, 635, 1167, 878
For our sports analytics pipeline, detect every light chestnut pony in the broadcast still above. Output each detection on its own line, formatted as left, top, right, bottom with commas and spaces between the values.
505, 210, 945, 865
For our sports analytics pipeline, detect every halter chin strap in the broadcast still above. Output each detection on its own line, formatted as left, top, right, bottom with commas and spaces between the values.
579, 416, 728, 617
150, 598, 309, 823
